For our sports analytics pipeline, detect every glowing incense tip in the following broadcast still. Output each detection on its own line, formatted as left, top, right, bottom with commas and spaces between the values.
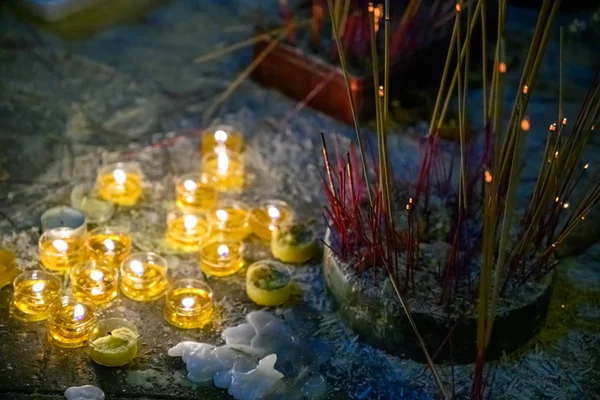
485, 171, 492, 183
113, 169, 127, 185
455, 3, 461, 12
522, 85, 529, 94
53, 239, 69, 253
378, 86, 384, 97
368, 2, 374, 12
217, 244, 229, 257
584, 163, 589, 169
184, 179, 197, 191
499, 63, 507, 73
562, 118, 567, 125
521, 118, 530, 131
549, 124, 556, 131
563, 203, 569, 209
555, 197, 560, 203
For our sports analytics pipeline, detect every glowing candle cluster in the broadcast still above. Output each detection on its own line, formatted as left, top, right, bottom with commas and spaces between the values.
175, 172, 218, 211
164, 279, 214, 329
199, 240, 244, 277
120, 252, 169, 301
97, 162, 143, 206
208, 200, 251, 241
85, 226, 131, 268
39, 227, 86, 273
166, 209, 211, 252
70, 261, 119, 307
12, 270, 62, 322
249, 200, 294, 242
47, 296, 97, 348
201, 125, 243, 155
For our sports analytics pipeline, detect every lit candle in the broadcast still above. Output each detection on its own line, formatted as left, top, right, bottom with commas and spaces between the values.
85, 226, 131, 268
249, 200, 295, 242
246, 260, 293, 306
96, 162, 143, 206
199, 240, 244, 277
89, 318, 139, 367
47, 296, 97, 348
208, 200, 251, 241
39, 227, 86, 273
70, 261, 118, 307
201, 124, 243, 155
166, 209, 212, 252
11, 270, 62, 322
175, 172, 218, 211
164, 279, 214, 329
202, 150, 245, 192
120, 252, 169, 301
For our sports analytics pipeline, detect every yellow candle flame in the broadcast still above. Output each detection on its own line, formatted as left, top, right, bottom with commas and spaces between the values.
217, 244, 229, 257
90, 270, 104, 282
53, 239, 69, 253
103, 239, 115, 251
184, 215, 198, 231
267, 206, 281, 220
130, 260, 144, 275
181, 297, 195, 309
184, 179, 197, 191
217, 152, 229, 174
32, 281, 45, 293
216, 209, 229, 222
214, 130, 228, 143
113, 169, 127, 185
73, 304, 85, 321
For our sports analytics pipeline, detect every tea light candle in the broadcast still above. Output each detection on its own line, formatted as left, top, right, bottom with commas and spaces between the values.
208, 200, 251, 241
166, 209, 212, 252
120, 252, 169, 301
250, 200, 295, 242
12, 270, 62, 322
85, 226, 132, 267
70, 261, 118, 307
39, 227, 86, 273
199, 240, 244, 277
164, 279, 214, 329
47, 296, 97, 348
201, 124, 243, 155
89, 318, 139, 367
96, 162, 143, 206
202, 150, 245, 192
175, 172, 218, 211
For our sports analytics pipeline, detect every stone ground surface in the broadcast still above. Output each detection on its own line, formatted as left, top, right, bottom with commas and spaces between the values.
1, 0, 600, 399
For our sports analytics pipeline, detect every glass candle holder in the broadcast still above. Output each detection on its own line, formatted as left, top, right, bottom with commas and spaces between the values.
164, 279, 213, 329
89, 318, 139, 367
199, 240, 244, 277
39, 227, 86, 273
202, 150, 245, 192
249, 200, 295, 242
208, 200, 251, 241
166, 209, 212, 253
41, 206, 87, 235
201, 124, 243, 155
175, 172, 218, 211
96, 162, 143, 206
70, 261, 119, 307
12, 270, 62, 322
85, 226, 132, 268
120, 252, 168, 301
47, 296, 97, 348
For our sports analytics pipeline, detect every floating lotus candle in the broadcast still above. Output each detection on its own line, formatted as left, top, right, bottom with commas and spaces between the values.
208, 200, 251, 241
175, 172, 218, 211
201, 124, 243, 155
39, 227, 86, 273
120, 252, 169, 301
47, 296, 97, 348
70, 261, 118, 307
96, 162, 143, 206
85, 226, 131, 267
250, 200, 294, 242
164, 279, 214, 329
166, 209, 212, 252
89, 318, 139, 366
12, 270, 62, 321
246, 260, 293, 306
199, 240, 244, 277
202, 150, 245, 192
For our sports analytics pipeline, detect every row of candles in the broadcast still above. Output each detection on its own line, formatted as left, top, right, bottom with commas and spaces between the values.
11, 125, 297, 354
